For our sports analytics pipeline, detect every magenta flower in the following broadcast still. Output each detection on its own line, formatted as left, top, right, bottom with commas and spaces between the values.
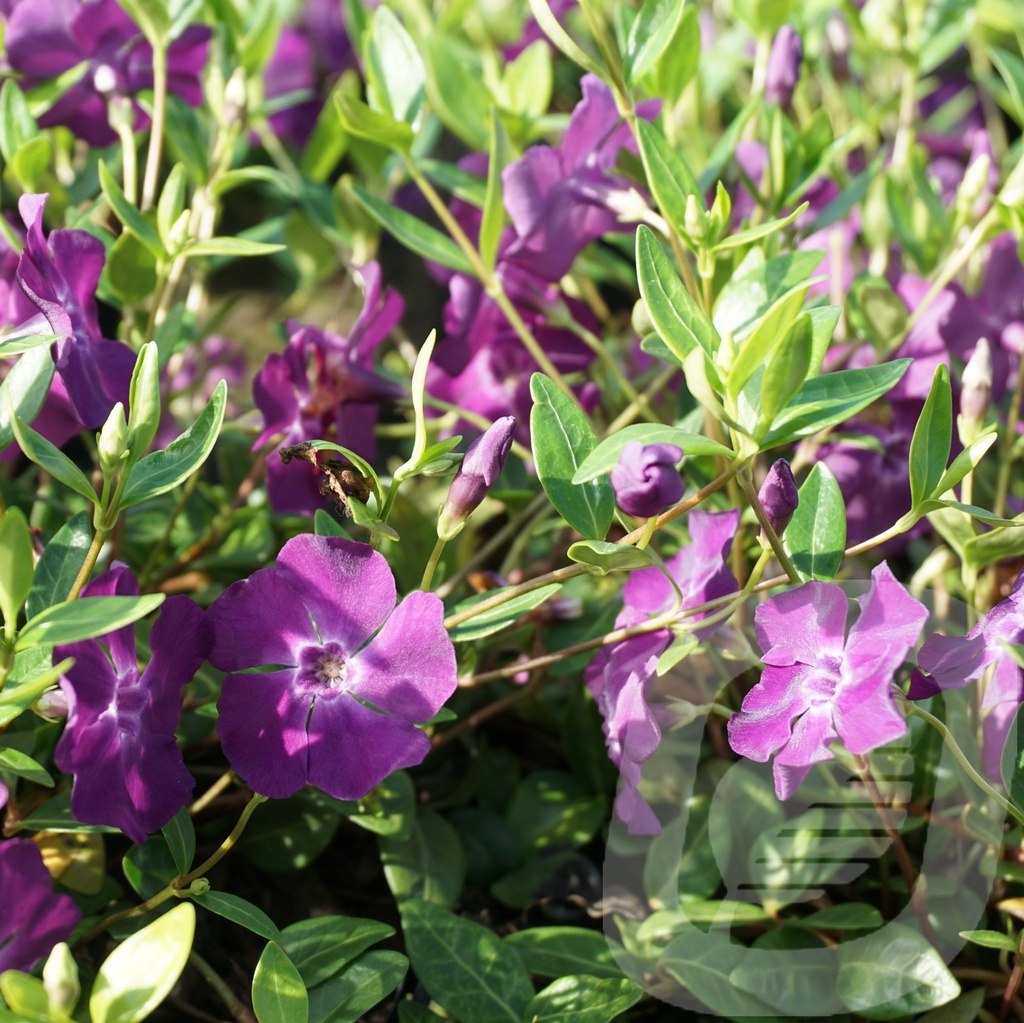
728, 563, 927, 799
585, 608, 671, 835
623, 509, 741, 636
3, 0, 209, 146
765, 25, 802, 110
16, 193, 135, 429
253, 263, 404, 515
610, 442, 683, 518
54, 566, 210, 844
758, 459, 799, 536
208, 535, 458, 801
0, 838, 81, 972
911, 568, 1024, 778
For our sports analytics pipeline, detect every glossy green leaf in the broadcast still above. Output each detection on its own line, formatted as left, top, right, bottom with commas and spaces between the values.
958, 929, 1018, 952
27, 511, 90, 618
572, 424, 732, 484
347, 496, 400, 541
760, 360, 911, 448
307, 950, 408, 1023
156, 163, 188, 244
525, 0, 604, 77
0, 508, 34, 634
567, 540, 654, 574
17, 593, 165, 650
447, 584, 563, 642
16, 791, 118, 832
401, 899, 533, 1023
11, 407, 96, 503
423, 36, 491, 149
366, 7, 425, 126
98, 160, 165, 259
932, 432, 998, 498
161, 807, 195, 875
0, 746, 53, 786
0, 79, 38, 162
759, 313, 813, 432
909, 364, 952, 508
334, 92, 413, 151
380, 808, 465, 909
0, 970, 49, 1018
714, 203, 807, 252
193, 891, 281, 941
525, 975, 643, 1023
120, 380, 226, 507
252, 942, 309, 1023
835, 923, 959, 1018
280, 916, 395, 988
789, 904, 883, 931
90, 903, 195, 1023
341, 770, 415, 839
504, 927, 626, 980
116, 0, 171, 44
0, 332, 59, 357
0, 344, 55, 453
211, 165, 299, 199
635, 119, 703, 234
182, 237, 286, 258
782, 463, 845, 582
530, 373, 613, 540
351, 184, 474, 275
0, 657, 75, 729
625, 0, 687, 84
990, 46, 1024, 126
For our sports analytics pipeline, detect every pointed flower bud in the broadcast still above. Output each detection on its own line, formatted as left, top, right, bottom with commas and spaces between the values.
97, 402, 128, 476
960, 338, 992, 439
758, 459, 799, 537
42, 943, 79, 1015
437, 417, 516, 541
765, 25, 802, 111
610, 442, 684, 519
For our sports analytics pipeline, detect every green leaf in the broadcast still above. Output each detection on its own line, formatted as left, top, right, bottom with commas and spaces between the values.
0, 344, 54, 454
417, 159, 487, 206
480, 108, 510, 273
347, 496, 400, 541
625, 0, 687, 84
115, 0, 171, 45
0, 746, 53, 786
0, 508, 34, 634
990, 46, 1024, 126
958, 929, 1019, 952
252, 942, 309, 1023
635, 119, 703, 235
572, 424, 732, 484
645, 5, 699, 103
789, 904, 883, 931
783, 463, 846, 582
350, 184, 474, 275
341, 770, 415, 838
567, 540, 654, 574
10, 407, 96, 503
525, 975, 643, 1023
107, 230, 158, 305
307, 950, 408, 1023
367, 7, 426, 126
423, 36, 492, 150
401, 899, 534, 1023
156, 163, 188, 244
182, 237, 286, 258
758, 313, 814, 433
932, 432, 998, 498
447, 584, 564, 642
835, 924, 960, 1018
909, 364, 952, 507
17, 593, 165, 650
193, 891, 281, 941
380, 808, 465, 909
161, 807, 195, 875
98, 160, 165, 259
914, 988, 987, 1023
0, 970, 50, 1018
280, 916, 395, 988
0, 332, 60, 357
334, 92, 413, 151
713, 203, 807, 252
503, 40, 553, 122
504, 927, 626, 980
0, 79, 39, 163
525, 0, 604, 78
1001, 703, 1024, 813
313, 509, 350, 538
211, 166, 299, 199
120, 380, 226, 507
760, 360, 911, 447
394, 330, 437, 480
27, 511, 90, 618
504, 770, 605, 854
16, 791, 118, 832
530, 373, 613, 540
636, 226, 720, 367
0, 656, 75, 730
90, 903, 195, 1023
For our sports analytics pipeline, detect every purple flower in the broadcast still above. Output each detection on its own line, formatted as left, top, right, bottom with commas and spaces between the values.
3, 0, 209, 146
253, 263, 404, 515
765, 25, 802, 110
758, 459, 799, 536
16, 193, 135, 429
610, 442, 684, 518
54, 566, 210, 844
623, 509, 741, 636
208, 535, 458, 801
728, 563, 927, 799
585, 608, 671, 835
438, 416, 516, 540
263, 28, 320, 147
911, 569, 1024, 778
0, 839, 80, 972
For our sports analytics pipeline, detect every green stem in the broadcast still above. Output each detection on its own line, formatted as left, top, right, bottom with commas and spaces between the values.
606, 366, 678, 434
66, 528, 108, 601
421, 537, 447, 591
140, 43, 168, 212
190, 950, 257, 1023
737, 468, 800, 582
116, 122, 138, 206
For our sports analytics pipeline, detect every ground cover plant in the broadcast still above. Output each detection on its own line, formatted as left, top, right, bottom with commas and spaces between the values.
2, 0, 1024, 1020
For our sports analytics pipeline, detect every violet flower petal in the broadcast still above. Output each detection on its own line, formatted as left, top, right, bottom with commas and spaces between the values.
753, 582, 848, 668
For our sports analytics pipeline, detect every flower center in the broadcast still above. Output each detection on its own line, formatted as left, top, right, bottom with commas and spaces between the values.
314, 653, 347, 688
297, 641, 350, 698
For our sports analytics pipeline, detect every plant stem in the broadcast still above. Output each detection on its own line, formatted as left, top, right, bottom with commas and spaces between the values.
995, 365, 1024, 518
116, 122, 138, 205
421, 537, 447, 590
606, 366, 678, 434
67, 528, 108, 601
737, 468, 800, 582
189, 770, 235, 815
189, 951, 257, 1023
140, 43, 168, 211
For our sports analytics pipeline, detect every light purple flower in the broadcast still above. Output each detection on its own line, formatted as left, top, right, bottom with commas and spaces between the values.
253, 263, 404, 515
728, 563, 927, 799
610, 442, 684, 518
765, 25, 802, 110
623, 509, 741, 636
585, 608, 671, 835
208, 535, 458, 801
910, 568, 1024, 778
16, 193, 135, 429
54, 566, 210, 845
3, 0, 209, 146
0, 839, 80, 972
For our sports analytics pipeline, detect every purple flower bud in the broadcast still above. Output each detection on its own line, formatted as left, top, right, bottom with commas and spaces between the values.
438, 417, 516, 540
765, 25, 802, 111
610, 442, 684, 519
758, 459, 799, 536
960, 338, 992, 432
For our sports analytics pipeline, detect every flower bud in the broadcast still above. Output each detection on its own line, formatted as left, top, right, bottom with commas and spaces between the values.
97, 402, 128, 476
34, 686, 69, 722
765, 25, 802, 111
610, 442, 684, 519
758, 459, 799, 537
824, 15, 850, 81
960, 338, 992, 438
43, 943, 80, 1015
437, 417, 515, 541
